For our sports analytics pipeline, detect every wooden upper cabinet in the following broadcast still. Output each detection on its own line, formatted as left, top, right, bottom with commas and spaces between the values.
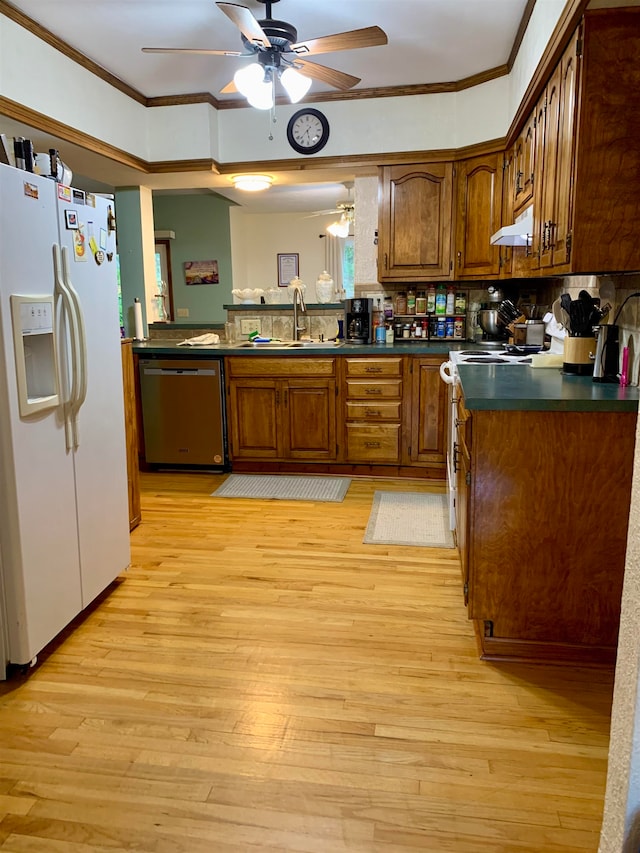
571, 8, 640, 273
513, 112, 536, 215
537, 27, 579, 273
453, 153, 503, 279
378, 163, 453, 281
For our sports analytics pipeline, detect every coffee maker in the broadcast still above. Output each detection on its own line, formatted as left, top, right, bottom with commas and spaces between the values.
345, 298, 373, 344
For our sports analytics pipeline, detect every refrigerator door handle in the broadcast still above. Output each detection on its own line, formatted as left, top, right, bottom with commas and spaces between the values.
61, 247, 88, 448
53, 244, 80, 451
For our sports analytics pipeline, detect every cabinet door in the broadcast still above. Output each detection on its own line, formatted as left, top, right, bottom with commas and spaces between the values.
498, 148, 514, 278
552, 31, 580, 268
453, 153, 503, 279
378, 163, 453, 281
408, 357, 446, 465
513, 113, 536, 214
285, 379, 337, 460
228, 378, 281, 459
537, 31, 579, 273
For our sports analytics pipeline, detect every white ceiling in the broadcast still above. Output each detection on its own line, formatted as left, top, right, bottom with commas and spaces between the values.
2, 0, 530, 212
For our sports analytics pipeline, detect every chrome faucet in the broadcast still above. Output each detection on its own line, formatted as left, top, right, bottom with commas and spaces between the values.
292, 286, 306, 341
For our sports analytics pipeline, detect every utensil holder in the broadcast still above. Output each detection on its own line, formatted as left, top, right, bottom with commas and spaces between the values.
563, 335, 596, 375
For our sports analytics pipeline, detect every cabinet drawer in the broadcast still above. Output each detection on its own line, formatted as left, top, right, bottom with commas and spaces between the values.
346, 424, 401, 463
227, 356, 336, 378
346, 379, 402, 400
345, 358, 402, 377
346, 400, 402, 421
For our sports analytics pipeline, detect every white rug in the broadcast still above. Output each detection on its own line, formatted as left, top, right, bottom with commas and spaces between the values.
211, 474, 351, 502
364, 491, 454, 548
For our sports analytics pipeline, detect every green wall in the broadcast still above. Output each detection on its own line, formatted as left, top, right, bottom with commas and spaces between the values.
153, 193, 234, 323
115, 187, 148, 337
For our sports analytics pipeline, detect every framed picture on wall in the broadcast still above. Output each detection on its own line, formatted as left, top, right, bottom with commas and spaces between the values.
277, 253, 299, 287
184, 259, 219, 285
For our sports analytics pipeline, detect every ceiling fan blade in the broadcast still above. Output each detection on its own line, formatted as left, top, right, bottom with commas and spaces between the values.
293, 59, 360, 91
216, 2, 271, 48
290, 26, 387, 57
220, 79, 238, 94
142, 47, 245, 56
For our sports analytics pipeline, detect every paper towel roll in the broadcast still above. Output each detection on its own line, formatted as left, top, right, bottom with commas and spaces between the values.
133, 299, 145, 341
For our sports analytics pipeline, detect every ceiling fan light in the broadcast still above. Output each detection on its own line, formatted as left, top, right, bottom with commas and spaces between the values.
327, 217, 350, 238
280, 67, 312, 103
233, 62, 264, 96
246, 81, 274, 109
232, 175, 273, 192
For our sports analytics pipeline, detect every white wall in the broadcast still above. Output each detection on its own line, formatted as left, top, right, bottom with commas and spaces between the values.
229, 208, 336, 301
0, 2, 568, 167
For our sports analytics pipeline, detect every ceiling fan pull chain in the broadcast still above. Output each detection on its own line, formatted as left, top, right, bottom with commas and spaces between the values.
268, 79, 276, 140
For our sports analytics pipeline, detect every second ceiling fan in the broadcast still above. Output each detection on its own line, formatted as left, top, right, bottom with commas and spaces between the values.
143, 0, 388, 106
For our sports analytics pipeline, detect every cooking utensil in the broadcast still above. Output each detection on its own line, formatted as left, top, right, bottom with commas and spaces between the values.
478, 309, 503, 337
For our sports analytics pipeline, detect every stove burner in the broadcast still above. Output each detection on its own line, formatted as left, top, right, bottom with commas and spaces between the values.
459, 350, 495, 356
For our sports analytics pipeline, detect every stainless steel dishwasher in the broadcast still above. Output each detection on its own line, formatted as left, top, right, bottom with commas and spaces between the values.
138, 356, 228, 468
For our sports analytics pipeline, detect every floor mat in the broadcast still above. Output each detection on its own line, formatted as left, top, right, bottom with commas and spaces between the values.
211, 474, 351, 502
364, 491, 454, 547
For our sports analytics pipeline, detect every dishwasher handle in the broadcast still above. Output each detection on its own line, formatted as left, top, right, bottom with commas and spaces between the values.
142, 367, 218, 376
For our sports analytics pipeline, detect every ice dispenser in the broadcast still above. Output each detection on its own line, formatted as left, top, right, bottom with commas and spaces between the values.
10, 294, 59, 417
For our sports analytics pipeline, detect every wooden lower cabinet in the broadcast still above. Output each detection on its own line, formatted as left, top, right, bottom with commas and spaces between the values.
407, 356, 447, 470
121, 340, 141, 530
462, 403, 636, 664
226, 357, 337, 462
343, 357, 403, 464
225, 353, 447, 477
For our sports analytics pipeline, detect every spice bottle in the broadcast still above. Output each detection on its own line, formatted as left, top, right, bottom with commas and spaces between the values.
415, 291, 427, 314
427, 284, 436, 313
446, 285, 456, 315
435, 284, 446, 315
395, 291, 408, 314
407, 287, 416, 314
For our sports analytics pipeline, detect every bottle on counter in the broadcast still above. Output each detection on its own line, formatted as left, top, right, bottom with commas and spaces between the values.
435, 283, 446, 315
374, 298, 386, 343
407, 287, 416, 314
427, 284, 436, 313
415, 290, 427, 314
395, 291, 408, 315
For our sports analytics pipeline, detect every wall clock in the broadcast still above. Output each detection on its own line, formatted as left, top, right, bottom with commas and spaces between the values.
286, 108, 330, 155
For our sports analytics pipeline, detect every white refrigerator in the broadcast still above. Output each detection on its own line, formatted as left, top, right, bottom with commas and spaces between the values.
0, 162, 130, 677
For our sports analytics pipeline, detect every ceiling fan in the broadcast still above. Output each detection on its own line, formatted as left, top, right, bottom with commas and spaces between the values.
306, 182, 355, 236
142, 0, 388, 106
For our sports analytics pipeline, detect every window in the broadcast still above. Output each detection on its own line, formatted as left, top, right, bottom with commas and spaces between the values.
154, 239, 174, 321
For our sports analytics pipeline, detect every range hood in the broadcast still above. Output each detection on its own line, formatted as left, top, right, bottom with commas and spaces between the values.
490, 206, 533, 247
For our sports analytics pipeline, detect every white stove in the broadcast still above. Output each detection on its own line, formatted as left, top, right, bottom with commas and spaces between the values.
439, 347, 539, 535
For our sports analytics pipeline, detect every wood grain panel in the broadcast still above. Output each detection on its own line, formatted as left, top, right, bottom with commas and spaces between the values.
572, 8, 640, 273
225, 356, 336, 378
469, 409, 636, 648
120, 340, 141, 530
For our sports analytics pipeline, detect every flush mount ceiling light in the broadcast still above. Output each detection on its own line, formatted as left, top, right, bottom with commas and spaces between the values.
232, 174, 273, 191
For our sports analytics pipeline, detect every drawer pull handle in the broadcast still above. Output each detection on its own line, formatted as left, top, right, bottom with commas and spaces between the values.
364, 441, 381, 449
365, 410, 381, 417
365, 366, 383, 373
365, 388, 383, 395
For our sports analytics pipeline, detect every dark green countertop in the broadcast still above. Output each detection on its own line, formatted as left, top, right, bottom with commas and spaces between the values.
133, 339, 463, 357
458, 363, 640, 413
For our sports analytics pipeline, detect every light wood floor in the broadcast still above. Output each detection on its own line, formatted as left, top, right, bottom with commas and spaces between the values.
0, 472, 614, 852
